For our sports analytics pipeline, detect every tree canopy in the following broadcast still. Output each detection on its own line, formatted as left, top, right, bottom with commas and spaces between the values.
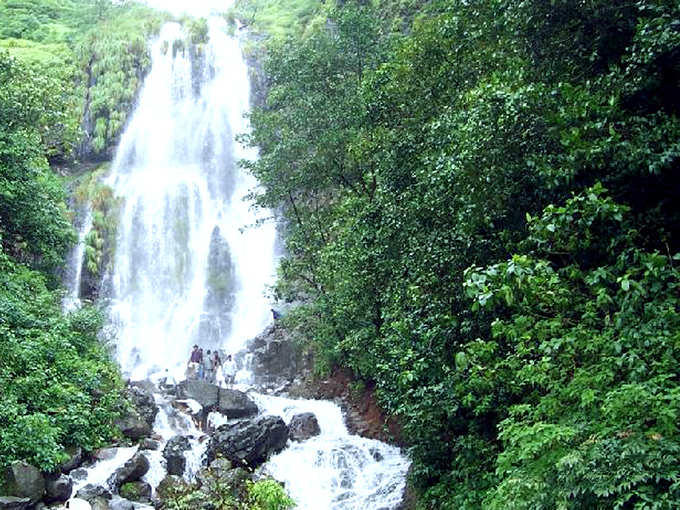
244, 0, 680, 508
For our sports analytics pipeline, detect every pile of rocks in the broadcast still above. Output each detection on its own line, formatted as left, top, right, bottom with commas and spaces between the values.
1, 379, 321, 510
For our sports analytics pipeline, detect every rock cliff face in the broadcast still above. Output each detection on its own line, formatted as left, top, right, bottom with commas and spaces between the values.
248, 325, 310, 390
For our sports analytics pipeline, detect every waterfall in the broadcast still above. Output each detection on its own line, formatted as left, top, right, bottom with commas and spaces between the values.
107, 18, 276, 381
63, 206, 93, 312
68, 5, 410, 508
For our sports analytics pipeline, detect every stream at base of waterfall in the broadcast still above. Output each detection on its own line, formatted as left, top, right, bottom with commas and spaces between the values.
62, 6, 409, 510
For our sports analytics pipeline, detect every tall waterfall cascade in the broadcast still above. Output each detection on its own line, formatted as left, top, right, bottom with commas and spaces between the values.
65, 5, 409, 509
107, 18, 277, 381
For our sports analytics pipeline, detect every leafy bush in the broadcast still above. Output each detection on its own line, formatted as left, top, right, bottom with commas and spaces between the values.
0, 248, 124, 471
244, 0, 680, 508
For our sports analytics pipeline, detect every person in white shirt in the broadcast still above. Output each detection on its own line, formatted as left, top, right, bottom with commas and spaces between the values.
223, 354, 236, 385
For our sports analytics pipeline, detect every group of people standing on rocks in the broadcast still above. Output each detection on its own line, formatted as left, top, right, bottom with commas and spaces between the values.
187, 345, 236, 385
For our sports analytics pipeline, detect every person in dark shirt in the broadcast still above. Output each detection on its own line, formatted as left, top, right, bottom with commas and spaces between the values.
270, 308, 282, 320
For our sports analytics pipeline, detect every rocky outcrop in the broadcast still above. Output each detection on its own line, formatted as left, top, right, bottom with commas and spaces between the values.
75, 484, 112, 503
44, 473, 73, 503
206, 416, 289, 469
119, 481, 151, 503
248, 325, 307, 389
115, 385, 159, 440
60, 446, 84, 474
217, 389, 258, 419
2, 462, 45, 503
129, 384, 159, 427
178, 380, 219, 411
107, 453, 149, 488
0, 497, 31, 510
289, 413, 321, 442
199, 226, 236, 344
162, 436, 191, 476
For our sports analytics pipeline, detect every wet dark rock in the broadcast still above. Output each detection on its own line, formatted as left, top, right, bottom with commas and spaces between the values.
217, 388, 258, 419
60, 446, 84, 474
92, 448, 118, 461
0, 497, 31, 510
116, 386, 158, 440
206, 415, 289, 469
107, 453, 149, 488
289, 412, 321, 442
118, 481, 151, 503
75, 485, 112, 503
248, 325, 304, 387
140, 438, 161, 451
70, 468, 88, 482
178, 380, 219, 411
2, 462, 45, 503
162, 436, 191, 476
370, 447, 384, 462
44, 473, 73, 503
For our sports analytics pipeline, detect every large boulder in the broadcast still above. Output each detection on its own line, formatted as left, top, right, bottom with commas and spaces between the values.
205, 415, 289, 469
115, 385, 158, 440
44, 473, 73, 503
128, 384, 158, 428
75, 485, 112, 503
140, 438, 161, 451
217, 389, 258, 419
107, 453, 149, 488
60, 446, 84, 474
118, 482, 151, 503
0, 497, 31, 510
248, 325, 304, 388
2, 462, 45, 503
178, 380, 219, 411
289, 412, 321, 442
114, 414, 150, 441
162, 436, 191, 477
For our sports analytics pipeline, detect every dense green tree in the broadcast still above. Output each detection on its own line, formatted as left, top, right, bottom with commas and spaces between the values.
244, 0, 680, 507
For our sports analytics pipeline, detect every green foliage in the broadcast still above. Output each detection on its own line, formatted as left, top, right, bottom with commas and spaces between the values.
159, 475, 294, 510
0, 1, 167, 162
246, 479, 295, 510
233, 0, 322, 39
245, 0, 680, 508
0, 52, 76, 277
0, 248, 124, 472
74, 165, 121, 276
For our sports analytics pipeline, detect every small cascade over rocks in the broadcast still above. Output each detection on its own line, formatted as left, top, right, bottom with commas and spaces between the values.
57, 2, 410, 509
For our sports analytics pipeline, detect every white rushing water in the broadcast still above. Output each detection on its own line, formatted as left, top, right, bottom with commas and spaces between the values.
254, 394, 410, 510
107, 17, 276, 381
67, 5, 409, 509
62, 207, 92, 311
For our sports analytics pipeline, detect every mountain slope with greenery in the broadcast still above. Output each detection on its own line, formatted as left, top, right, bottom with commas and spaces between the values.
0, 0, 167, 475
0, 49, 125, 473
241, 0, 680, 508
